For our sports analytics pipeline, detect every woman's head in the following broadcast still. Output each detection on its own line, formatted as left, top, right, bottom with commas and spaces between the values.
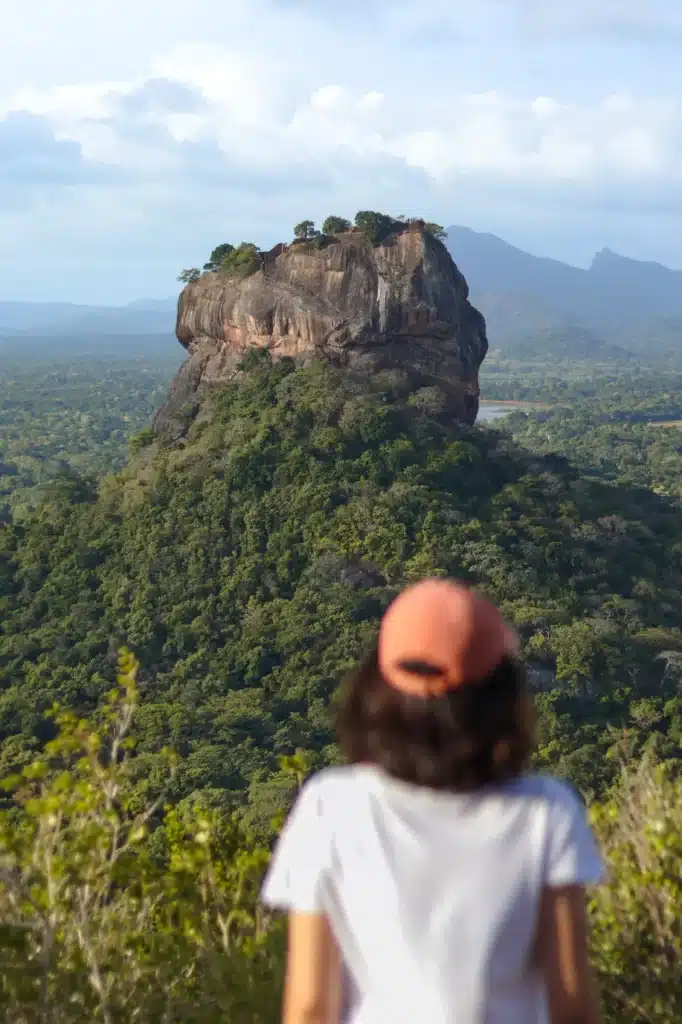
336, 579, 535, 792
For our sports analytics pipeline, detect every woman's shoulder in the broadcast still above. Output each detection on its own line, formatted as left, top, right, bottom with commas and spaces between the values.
291, 766, 379, 829
303, 763, 377, 797
303, 768, 587, 819
508, 773, 588, 815
308, 768, 583, 799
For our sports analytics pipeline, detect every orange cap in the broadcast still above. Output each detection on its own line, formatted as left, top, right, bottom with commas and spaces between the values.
378, 578, 519, 698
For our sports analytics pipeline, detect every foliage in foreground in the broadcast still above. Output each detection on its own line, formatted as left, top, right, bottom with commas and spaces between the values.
590, 758, 682, 1024
1, 653, 682, 1022
0, 650, 284, 1024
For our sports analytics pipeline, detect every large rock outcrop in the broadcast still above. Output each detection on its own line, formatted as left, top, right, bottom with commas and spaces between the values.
154, 222, 488, 439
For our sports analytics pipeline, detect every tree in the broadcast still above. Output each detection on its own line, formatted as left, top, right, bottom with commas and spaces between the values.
293, 220, 317, 241
220, 243, 261, 278
178, 268, 201, 284
550, 620, 604, 694
128, 427, 156, 457
424, 222, 447, 242
353, 210, 398, 245
321, 216, 351, 236
203, 243, 235, 272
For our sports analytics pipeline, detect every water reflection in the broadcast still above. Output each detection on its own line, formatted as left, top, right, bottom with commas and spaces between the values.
477, 403, 524, 423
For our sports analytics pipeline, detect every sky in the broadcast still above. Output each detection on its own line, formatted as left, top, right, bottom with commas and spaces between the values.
3, 0, 682, 302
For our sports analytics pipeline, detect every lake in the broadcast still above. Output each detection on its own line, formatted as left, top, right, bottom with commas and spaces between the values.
477, 402, 535, 423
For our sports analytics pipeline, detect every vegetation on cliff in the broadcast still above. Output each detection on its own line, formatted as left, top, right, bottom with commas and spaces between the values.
177, 211, 448, 284
321, 215, 351, 235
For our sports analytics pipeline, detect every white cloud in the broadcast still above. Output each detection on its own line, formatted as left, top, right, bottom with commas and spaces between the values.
4, 66, 680, 189
2, 0, 682, 300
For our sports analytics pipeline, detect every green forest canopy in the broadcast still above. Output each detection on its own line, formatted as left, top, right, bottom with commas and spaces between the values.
0, 353, 179, 523
2, 353, 682, 823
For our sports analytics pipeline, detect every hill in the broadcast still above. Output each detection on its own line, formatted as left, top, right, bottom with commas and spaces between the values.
446, 226, 682, 363
472, 290, 634, 363
1, 347, 682, 1019
1, 354, 682, 816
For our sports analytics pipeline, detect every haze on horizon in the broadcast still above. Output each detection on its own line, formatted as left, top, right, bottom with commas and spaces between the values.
3, 0, 682, 304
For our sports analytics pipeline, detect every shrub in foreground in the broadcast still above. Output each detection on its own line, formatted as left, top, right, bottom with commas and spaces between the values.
590, 758, 682, 1024
1, 649, 681, 1022
0, 651, 284, 1023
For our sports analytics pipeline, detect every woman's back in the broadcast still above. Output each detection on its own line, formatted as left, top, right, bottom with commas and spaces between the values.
262, 580, 604, 1024
262, 765, 603, 1024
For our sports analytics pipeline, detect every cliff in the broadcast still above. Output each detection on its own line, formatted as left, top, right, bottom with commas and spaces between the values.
154, 222, 488, 439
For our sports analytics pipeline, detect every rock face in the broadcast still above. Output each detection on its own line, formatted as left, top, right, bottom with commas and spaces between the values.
154, 223, 488, 439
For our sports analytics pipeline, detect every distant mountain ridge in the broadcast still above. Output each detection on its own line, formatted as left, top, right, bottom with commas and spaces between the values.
3, 230, 682, 365
0, 333, 183, 360
445, 226, 682, 362
0, 298, 177, 337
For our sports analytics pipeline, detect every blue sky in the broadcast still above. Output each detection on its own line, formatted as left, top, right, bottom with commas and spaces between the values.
2, 0, 682, 302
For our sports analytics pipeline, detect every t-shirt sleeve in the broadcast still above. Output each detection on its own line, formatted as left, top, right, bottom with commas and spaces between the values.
544, 780, 605, 887
261, 777, 331, 913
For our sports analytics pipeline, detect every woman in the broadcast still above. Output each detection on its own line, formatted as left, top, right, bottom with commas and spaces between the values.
262, 578, 604, 1024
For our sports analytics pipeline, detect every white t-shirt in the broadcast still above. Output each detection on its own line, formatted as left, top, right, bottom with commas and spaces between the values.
261, 765, 604, 1024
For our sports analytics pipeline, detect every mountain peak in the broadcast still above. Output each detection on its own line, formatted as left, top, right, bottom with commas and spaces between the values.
590, 246, 618, 263
590, 246, 680, 277
444, 224, 682, 363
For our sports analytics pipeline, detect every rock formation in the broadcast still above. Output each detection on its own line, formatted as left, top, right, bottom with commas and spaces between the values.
154, 222, 488, 439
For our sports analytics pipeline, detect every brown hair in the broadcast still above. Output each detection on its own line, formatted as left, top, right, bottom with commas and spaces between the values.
336, 646, 535, 792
